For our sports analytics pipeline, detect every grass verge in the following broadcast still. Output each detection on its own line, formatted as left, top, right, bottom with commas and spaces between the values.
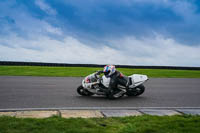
0, 66, 200, 78
0, 115, 200, 133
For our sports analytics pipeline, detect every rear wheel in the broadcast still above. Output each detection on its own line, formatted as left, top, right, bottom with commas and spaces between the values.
77, 85, 94, 96
126, 84, 145, 96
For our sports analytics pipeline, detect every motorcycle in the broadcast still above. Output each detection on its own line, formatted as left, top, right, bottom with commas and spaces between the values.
77, 72, 148, 99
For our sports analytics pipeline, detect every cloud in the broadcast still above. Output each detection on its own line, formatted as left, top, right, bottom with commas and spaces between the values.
0, 0, 63, 42
44, 23, 63, 35
2, 0, 200, 45
0, 33, 200, 66
108, 34, 200, 66
43, 0, 200, 46
1, 0, 200, 66
0, 34, 124, 64
35, 0, 57, 15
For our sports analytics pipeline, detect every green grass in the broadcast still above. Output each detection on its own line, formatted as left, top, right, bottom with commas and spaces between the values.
0, 66, 200, 78
0, 115, 200, 133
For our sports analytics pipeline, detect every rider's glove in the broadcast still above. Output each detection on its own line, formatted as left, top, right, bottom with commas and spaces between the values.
96, 70, 103, 75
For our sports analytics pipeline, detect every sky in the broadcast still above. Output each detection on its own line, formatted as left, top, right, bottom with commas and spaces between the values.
0, 0, 200, 66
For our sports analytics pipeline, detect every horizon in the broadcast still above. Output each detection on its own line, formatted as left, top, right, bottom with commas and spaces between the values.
1, 60, 200, 68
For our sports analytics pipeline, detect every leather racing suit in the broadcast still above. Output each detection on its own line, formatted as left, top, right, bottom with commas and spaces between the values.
107, 70, 129, 96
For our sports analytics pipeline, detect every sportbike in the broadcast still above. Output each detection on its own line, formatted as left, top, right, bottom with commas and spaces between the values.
77, 72, 148, 99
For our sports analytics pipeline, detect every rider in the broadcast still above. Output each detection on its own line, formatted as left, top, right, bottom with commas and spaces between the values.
103, 65, 129, 98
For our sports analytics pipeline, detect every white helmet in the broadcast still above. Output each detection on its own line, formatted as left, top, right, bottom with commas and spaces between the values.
103, 65, 116, 77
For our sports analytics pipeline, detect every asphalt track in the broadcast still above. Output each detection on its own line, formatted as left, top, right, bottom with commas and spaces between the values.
0, 76, 200, 110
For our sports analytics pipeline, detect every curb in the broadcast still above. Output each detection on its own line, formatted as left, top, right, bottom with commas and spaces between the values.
0, 108, 200, 118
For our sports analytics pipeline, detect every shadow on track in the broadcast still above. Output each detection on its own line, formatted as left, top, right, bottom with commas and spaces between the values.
75, 95, 147, 101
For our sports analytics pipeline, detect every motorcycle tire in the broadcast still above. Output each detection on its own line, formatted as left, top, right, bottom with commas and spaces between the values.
77, 85, 94, 96
126, 84, 145, 96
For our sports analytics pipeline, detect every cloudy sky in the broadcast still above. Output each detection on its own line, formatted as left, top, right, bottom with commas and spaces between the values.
0, 0, 200, 66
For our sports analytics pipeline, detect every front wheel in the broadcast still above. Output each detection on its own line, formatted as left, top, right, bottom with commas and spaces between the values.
126, 84, 145, 96
77, 85, 94, 96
